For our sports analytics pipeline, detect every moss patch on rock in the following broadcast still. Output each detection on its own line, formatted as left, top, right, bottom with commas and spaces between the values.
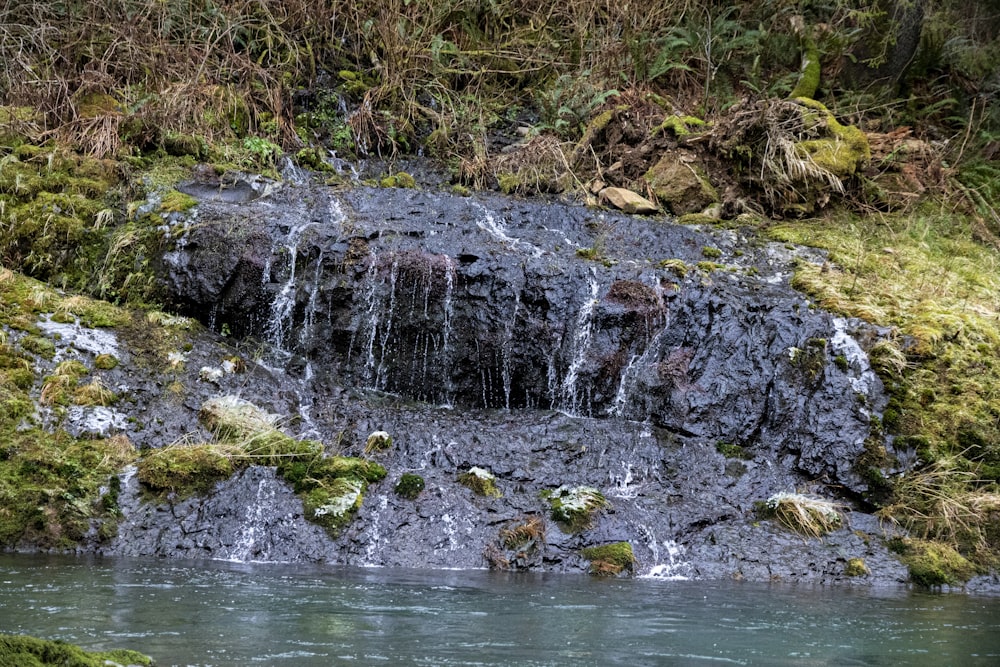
0, 634, 154, 667
394, 473, 425, 500
0, 431, 136, 548
458, 466, 502, 498
581, 541, 636, 576
0, 146, 120, 289
889, 537, 979, 587
137, 443, 235, 499
542, 485, 609, 532
643, 153, 719, 215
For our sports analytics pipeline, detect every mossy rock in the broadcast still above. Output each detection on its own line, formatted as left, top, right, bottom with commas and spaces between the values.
159, 190, 198, 213
458, 467, 502, 498
581, 542, 636, 576
163, 133, 207, 159
0, 634, 154, 667
844, 557, 870, 577
651, 114, 707, 138
0, 429, 136, 548
543, 485, 609, 532
302, 478, 365, 530
380, 172, 417, 189
395, 473, 425, 500
19, 335, 55, 360
137, 444, 235, 500
643, 153, 719, 215
889, 537, 978, 587
94, 353, 118, 370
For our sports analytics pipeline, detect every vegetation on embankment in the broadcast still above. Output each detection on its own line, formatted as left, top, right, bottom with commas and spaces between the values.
0, 270, 137, 549
1, 0, 1000, 585
138, 395, 386, 534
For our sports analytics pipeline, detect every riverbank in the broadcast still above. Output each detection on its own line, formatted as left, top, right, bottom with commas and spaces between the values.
2, 1, 1000, 588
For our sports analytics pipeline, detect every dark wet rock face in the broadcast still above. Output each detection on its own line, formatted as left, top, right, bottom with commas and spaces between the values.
121, 177, 907, 583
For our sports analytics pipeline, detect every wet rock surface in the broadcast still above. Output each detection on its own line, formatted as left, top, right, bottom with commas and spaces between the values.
60, 175, 917, 584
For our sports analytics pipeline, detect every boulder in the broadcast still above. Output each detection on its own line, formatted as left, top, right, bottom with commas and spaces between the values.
643, 152, 719, 215
599, 186, 658, 214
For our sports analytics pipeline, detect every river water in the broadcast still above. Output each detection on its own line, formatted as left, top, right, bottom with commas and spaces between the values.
1, 554, 998, 666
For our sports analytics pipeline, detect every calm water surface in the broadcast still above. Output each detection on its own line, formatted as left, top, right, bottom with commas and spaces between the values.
1, 553, 999, 666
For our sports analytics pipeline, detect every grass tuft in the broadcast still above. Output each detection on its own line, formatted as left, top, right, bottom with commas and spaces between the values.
759, 492, 842, 537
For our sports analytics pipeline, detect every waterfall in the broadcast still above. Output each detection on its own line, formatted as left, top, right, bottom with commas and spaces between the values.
559, 268, 600, 415
642, 540, 694, 580
440, 256, 456, 406
266, 196, 344, 353
609, 325, 667, 419
501, 290, 521, 410
265, 220, 313, 350
362, 494, 389, 567
223, 474, 278, 562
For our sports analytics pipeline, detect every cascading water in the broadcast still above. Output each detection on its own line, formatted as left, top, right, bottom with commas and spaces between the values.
154, 180, 897, 579
224, 475, 277, 562
265, 220, 313, 351
559, 268, 600, 415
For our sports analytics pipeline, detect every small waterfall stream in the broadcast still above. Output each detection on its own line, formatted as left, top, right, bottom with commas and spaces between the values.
558, 268, 600, 415
158, 181, 895, 579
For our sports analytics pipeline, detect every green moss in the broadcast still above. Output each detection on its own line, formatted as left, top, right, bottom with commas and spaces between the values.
678, 213, 723, 226
294, 147, 335, 172
19, 335, 55, 359
0, 634, 154, 667
137, 444, 235, 500
0, 148, 118, 288
458, 467, 502, 498
788, 38, 821, 100
844, 557, 870, 577
93, 353, 118, 370
276, 453, 385, 534
701, 246, 722, 259
497, 172, 521, 194
303, 455, 387, 484
580, 542, 636, 576
543, 485, 609, 532
0, 429, 136, 547
302, 478, 364, 530
716, 442, 748, 459
380, 172, 417, 189
889, 537, 978, 587
651, 114, 707, 138
791, 98, 870, 179
395, 473, 425, 499
158, 190, 198, 213
658, 258, 689, 278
